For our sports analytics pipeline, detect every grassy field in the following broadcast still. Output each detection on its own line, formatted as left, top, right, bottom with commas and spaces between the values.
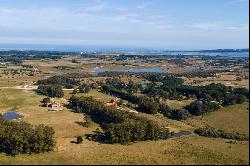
0, 134, 248, 165
166, 99, 194, 109
185, 102, 249, 135
0, 88, 249, 165
64, 89, 115, 103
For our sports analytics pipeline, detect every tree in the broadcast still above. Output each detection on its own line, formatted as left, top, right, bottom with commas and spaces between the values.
42, 97, 51, 107
79, 83, 91, 93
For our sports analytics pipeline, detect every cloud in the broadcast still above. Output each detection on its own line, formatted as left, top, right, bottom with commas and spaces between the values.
154, 24, 174, 29
186, 23, 220, 29
186, 22, 249, 31
225, 25, 249, 30
74, 1, 106, 14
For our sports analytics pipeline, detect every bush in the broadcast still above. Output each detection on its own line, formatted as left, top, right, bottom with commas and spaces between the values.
76, 136, 83, 144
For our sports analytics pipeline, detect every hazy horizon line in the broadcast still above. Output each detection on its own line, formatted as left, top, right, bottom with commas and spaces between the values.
0, 43, 249, 52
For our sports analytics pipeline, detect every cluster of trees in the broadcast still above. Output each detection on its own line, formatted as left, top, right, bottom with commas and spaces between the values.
102, 85, 140, 103
160, 105, 191, 120
105, 78, 143, 93
194, 127, 248, 141
69, 96, 170, 144
37, 75, 80, 89
184, 100, 221, 116
101, 85, 191, 120
142, 75, 184, 100
0, 116, 55, 156
180, 83, 248, 103
37, 84, 64, 98
144, 84, 183, 100
78, 83, 91, 93
102, 81, 249, 120
138, 96, 191, 120
104, 75, 185, 100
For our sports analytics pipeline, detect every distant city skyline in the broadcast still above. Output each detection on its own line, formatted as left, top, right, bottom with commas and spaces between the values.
0, 0, 249, 49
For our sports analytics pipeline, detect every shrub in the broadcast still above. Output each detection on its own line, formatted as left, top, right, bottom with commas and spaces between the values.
76, 136, 83, 144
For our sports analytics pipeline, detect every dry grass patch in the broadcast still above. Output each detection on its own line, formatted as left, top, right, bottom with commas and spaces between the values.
185, 102, 249, 135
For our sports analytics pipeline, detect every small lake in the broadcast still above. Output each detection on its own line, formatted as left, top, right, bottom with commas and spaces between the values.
92, 67, 167, 73
171, 131, 192, 138
2, 112, 24, 120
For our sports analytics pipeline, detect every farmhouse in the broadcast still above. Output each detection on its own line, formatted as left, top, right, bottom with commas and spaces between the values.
104, 99, 118, 108
48, 101, 63, 111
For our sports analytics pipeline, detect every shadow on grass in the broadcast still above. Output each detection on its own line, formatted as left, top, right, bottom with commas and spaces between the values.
70, 140, 78, 144
84, 130, 108, 144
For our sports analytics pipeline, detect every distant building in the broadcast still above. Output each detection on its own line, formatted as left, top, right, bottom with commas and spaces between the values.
104, 99, 118, 108
48, 101, 63, 111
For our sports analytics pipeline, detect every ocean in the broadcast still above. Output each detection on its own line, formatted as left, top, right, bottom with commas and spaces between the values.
0, 44, 248, 58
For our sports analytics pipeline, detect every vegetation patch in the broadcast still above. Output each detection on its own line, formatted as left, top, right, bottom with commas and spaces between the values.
194, 127, 249, 141
37, 84, 64, 98
69, 96, 170, 144
0, 115, 55, 156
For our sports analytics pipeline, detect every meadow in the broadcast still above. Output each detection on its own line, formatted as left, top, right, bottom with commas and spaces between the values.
0, 88, 248, 165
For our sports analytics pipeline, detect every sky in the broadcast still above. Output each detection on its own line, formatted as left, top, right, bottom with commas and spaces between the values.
0, 0, 249, 50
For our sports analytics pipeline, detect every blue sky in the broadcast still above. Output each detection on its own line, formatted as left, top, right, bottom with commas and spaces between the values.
0, 0, 248, 49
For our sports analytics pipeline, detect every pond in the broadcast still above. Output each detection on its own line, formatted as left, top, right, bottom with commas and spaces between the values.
171, 131, 192, 138
92, 67, 167, 73
2, 112, 24, 120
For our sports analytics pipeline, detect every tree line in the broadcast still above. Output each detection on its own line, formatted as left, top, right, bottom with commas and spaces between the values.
194, 127, 248, 141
